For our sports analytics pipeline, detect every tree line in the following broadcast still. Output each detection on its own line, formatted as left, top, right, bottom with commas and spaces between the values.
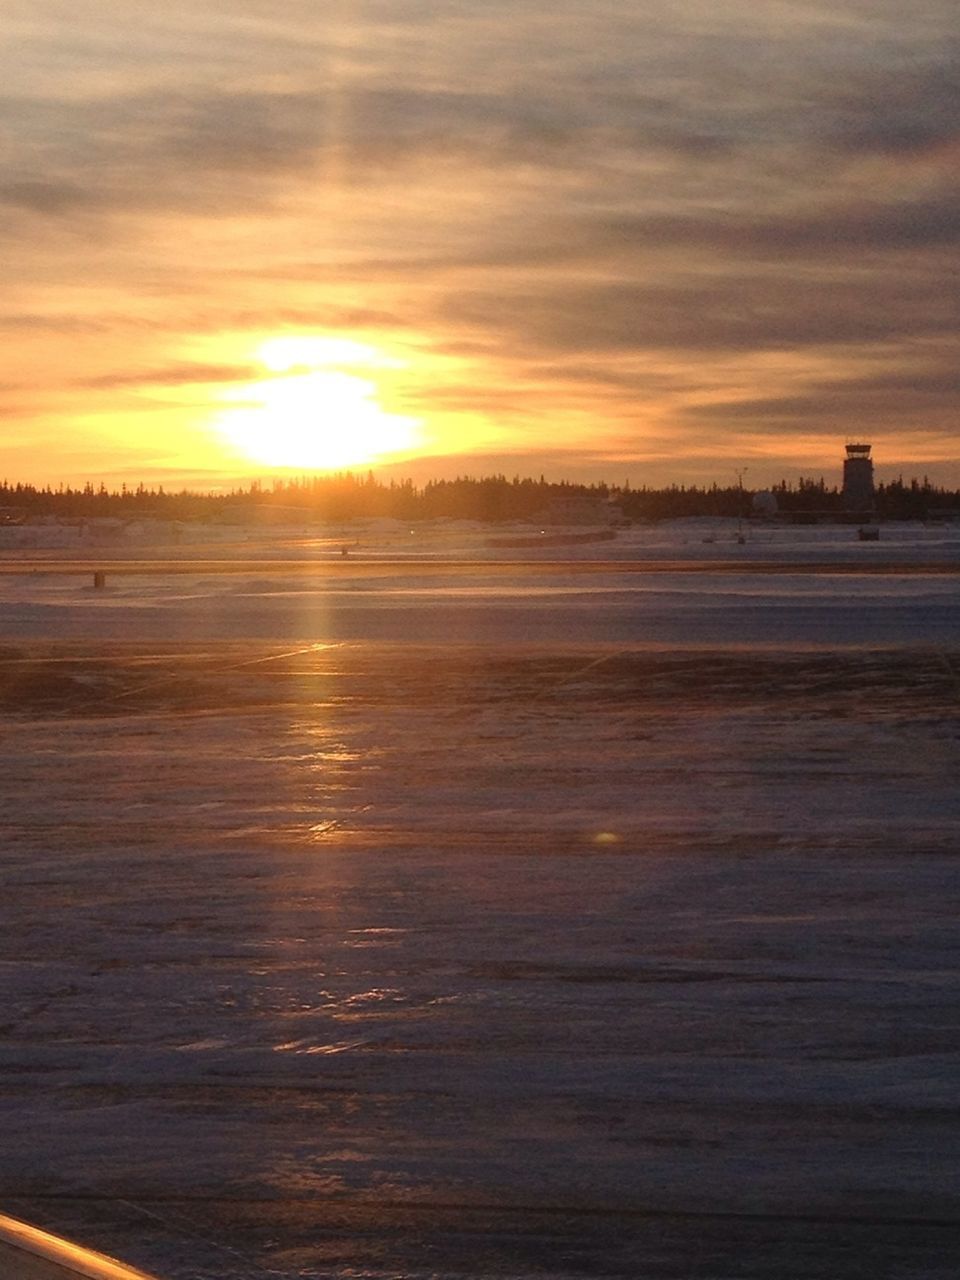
1, 472, 957, 523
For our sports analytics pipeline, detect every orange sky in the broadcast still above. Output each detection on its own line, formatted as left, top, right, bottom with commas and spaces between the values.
2, 1, 957, 489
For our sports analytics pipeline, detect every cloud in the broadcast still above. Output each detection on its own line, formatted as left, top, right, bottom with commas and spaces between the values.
440, 270, 959, 357
0, 312, 116, 333
2, 14, 956, 251
584, 193, 960, 261
0, 179, 99, 215
819, 56, 960, 157
681, 351, 960, 435
689, 392, 942, 424
0, 90, 326, 233
75, 363, 260, 390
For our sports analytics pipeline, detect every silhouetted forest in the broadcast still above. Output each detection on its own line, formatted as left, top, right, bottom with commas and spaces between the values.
0, 472, 957, 524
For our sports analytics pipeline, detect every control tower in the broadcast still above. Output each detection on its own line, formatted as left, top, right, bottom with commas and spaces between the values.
842, 442, 875, 512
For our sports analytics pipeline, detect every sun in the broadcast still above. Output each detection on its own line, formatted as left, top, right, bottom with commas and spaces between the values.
215, 336, 422, 470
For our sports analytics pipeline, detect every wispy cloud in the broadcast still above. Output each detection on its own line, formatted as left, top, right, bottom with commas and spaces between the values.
74, 362, 261, 390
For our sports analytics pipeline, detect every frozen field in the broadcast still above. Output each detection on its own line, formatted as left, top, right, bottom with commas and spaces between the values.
1, 523, 958, 1278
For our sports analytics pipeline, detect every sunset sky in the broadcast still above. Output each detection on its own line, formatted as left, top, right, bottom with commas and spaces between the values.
2, 1, 957, 490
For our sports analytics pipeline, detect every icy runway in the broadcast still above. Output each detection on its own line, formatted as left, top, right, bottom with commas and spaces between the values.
1, 527, 959, 1278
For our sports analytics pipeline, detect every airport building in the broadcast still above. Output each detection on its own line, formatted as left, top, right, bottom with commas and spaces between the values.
842, 442, 875, 513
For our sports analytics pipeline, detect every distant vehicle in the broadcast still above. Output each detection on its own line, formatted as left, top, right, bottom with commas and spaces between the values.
0, 1214, 159, 1280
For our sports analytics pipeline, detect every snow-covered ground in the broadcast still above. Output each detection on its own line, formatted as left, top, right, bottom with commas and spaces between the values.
0, 518, 958, 648
1, 523, 958, 1278
3, 513, 960, 565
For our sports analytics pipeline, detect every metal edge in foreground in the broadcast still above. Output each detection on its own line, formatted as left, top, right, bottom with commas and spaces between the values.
0, 1214, 160, 1280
